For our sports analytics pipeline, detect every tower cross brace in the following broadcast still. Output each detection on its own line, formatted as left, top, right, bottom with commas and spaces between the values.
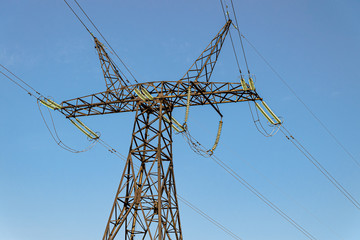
57, 19, 262, 239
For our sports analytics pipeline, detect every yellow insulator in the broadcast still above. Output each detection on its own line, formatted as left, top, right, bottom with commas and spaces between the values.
172, 124, 184, 133
249, 77, 255, 90
184, 86, 191, 125
75, 118, 99, 139
209, 120, 223, 155
163, 116, 185, 133
47, 99, 62, 109
261, 101, 281, 124
171, 116, 183, 129
255, 102, 276, 125
69, 119, 95, 139
240, 78, 248, 90
134, 88, 147, 101
39, 99, 56, 110
141, 88, 154, 100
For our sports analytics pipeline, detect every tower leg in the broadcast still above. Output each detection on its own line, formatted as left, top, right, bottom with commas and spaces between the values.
103, 100, 183, 240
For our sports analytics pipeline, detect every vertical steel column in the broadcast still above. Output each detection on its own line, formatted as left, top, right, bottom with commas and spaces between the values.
103, 100, 183, 240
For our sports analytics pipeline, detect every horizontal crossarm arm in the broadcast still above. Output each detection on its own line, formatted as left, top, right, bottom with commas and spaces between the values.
58, 81, 262, 118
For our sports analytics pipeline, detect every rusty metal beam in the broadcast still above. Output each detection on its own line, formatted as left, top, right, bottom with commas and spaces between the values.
59, 81, 261, 118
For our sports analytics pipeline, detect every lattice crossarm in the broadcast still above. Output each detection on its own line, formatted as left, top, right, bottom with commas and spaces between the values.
58, 81, 261, 118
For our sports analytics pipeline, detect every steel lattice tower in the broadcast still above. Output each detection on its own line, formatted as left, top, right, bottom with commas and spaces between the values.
57, 20, 263, 239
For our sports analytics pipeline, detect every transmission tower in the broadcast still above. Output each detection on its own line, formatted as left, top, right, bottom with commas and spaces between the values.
56, 19, 268, 240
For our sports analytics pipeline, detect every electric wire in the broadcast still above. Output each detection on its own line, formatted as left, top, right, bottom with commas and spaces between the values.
230, 148, 344, 240
248, 97, 360, 209
248, 101, 281, 137
1, 65, 243, 240
37, 100, 98, 153
280, 126, 360, 210
1, 63, 41, 96
96, 139, 244, 240
73, 0, 139, 84
63, 0, 133, 86
177, 195, 243, 240
188, 114, 344, 239
220, 1, 243, 77
3, 3, 353, 237
219, 0, 360, 210
219, 0, 229, 21
0, 66, 39, 98
228, 29, 243, 76
1, 64, 329, 240
63, 0, 92, 35
100, 130, 320, 240
179, 118, 318, 239
229, 0, 250, 75
240, 34, 360, 170
1, 64, 98, 153
219, 0, 250, 76
191, 138, 318, 240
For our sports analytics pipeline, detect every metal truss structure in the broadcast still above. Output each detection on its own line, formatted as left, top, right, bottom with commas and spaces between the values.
58, 19, 262, 239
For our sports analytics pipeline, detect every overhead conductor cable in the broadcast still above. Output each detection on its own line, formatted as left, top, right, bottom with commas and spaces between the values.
1, 68, 242, 239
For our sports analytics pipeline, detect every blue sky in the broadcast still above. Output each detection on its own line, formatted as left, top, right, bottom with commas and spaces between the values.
1, 0, 360, 240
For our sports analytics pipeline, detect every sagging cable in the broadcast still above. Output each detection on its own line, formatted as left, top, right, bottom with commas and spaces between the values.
69, 118, 99, 139
208, 119, 223, 156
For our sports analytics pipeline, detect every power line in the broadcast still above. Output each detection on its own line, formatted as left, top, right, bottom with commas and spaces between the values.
280, 126, 360, 210
228, 28, 243, 76
219, 0, 244, 76
37, 99, 99, 153
63, 0, 92, 35
96, 139, 244, 240
1, 65, 244, 240
177, 195, 243, 240
0, 64, 40, 98
63, 0, 133, 86
230, 148, 344, 240
240, 34, 360, 170
188, 113, 345, 239
229, 0, 250, 75
211, 152, 317, 240
191, 137, 318, 240
0, 64, 332, 239
1, 64, 99, 153
219, 0, 359, 209
73, 0, 139, 84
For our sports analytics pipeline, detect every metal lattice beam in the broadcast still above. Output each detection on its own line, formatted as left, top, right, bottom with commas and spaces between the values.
59, 81, 261, 118
57, 19, 262, 240
103, 100, 182, 240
